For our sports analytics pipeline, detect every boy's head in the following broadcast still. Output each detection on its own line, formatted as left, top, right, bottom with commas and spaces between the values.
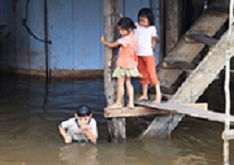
75, 105, 92, 117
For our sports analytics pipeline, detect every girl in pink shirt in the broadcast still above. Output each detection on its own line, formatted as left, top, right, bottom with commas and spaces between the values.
101, 17, 141, 109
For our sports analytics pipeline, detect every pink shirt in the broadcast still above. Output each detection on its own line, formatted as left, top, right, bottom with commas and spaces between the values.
116, 35, 138, 69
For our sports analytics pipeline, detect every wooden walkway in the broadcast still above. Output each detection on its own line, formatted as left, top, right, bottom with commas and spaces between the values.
105, 102, 234, 123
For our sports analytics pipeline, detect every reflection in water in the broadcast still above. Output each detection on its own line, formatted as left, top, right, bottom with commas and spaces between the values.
0, 73, 233, 165
59, 144, 98, 165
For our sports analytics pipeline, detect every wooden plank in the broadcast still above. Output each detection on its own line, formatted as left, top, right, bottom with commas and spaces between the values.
162, 60, 195, 70
158, 11, 228, 89
104, 107, 169, 118
135, 102, 234, 123
223, 130, 234, 140
104, 103, 207, 118
186, 33, 218, 46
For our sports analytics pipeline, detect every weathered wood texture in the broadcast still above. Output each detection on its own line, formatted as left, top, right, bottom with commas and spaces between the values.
103, 0, 125, 142
159, 11, 228, 90
104, 103, 207, 118
135, 102, 234, 123
105, 107, 169, 118
208, 0, 229, 12
223, 129, 234, 140
164, 0, 182, 54
186, 33, 218, 46
142, 29, 234, 138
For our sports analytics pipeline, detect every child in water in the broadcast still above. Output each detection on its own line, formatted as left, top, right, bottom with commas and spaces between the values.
134, 8, 162, 103
101, 17, 142, 109
58, 105, 98, 144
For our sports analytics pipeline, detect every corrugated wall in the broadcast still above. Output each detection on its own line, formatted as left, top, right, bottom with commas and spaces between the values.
0, 0, 160, 73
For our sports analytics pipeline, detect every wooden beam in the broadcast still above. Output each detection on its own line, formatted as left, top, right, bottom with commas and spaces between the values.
104, 107, 170, 118
186, 33, 218, 46
135, 101, 234, 123
103, 0, 125, 143
223, 130, 234, 140
104, 103, 207, 118
164, 0, 182, 54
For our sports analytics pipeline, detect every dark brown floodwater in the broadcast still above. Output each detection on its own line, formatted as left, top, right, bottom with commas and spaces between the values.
0, 73, 233, 165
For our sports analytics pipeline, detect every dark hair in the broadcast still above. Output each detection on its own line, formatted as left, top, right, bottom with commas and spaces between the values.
117, 17, 136, 31
76, 105, 92, 117
138, 8, 155, 26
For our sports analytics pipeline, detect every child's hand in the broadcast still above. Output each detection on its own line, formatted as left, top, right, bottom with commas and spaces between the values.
101, 36, 105, 44
80, 123, 88, 131
64, 135, 72, 144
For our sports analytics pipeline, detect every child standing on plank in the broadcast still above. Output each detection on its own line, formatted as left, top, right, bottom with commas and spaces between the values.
134, 8, 162, 103
101, 17, 142, 109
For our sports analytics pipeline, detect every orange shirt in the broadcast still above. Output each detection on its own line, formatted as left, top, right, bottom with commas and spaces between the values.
116, 35, 138, 69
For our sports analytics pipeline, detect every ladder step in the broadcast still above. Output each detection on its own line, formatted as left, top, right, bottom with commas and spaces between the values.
162, 61, 195, 70
185, 32, 218, 46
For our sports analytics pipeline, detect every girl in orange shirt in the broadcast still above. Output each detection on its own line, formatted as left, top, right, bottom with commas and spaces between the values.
101, 17, 141, 109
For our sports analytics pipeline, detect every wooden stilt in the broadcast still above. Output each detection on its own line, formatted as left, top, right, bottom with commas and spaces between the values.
103, 0, 125, 143
164, 0, 182, 55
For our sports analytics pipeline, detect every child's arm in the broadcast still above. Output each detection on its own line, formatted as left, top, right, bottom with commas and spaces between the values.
101, 36, 120, 48
86, 127, 97, 144
58, 125, 72, 143
80, 124, 97, 144
152, 37, 156, 49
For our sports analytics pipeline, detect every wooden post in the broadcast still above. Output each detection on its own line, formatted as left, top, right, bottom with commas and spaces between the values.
223, 0, 233, 164
164, 0, 182, 55
103, 0, 126, 143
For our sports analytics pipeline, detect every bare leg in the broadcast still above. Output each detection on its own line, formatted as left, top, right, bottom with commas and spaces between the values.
137, 84, 148, 101
153, 84, 161, 104
125, 77, 134, 108
107, 77, 125, 109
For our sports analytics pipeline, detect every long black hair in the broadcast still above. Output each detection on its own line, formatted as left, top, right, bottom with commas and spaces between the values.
138, 8, 155, 26
118, 17, 136, 31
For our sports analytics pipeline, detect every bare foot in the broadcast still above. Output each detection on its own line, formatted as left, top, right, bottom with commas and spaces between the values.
136, 95, 148, 101
106, 103, 122, 109
126, 104, 134, 109
153, 96, 161, 104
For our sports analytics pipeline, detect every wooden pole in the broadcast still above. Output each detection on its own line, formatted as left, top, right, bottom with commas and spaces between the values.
164, 0, 182, 55
223, 0, 233, 164
103, 0, 126, 143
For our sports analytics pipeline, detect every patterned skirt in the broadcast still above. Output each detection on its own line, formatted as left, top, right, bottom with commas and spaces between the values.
112, 66, 142, 78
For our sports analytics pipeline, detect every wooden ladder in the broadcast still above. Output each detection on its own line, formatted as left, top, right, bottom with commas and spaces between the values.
140, 10, 234, 138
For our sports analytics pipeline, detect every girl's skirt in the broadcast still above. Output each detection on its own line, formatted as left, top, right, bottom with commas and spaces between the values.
112, 66, 142, 78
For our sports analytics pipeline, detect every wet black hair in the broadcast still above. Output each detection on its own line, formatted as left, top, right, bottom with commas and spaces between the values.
117, 17, 136, 31
76, 105, 92, 117
138, 8, 155, 26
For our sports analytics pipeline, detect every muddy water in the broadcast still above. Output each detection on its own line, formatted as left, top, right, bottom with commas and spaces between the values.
0, 73, 233, 165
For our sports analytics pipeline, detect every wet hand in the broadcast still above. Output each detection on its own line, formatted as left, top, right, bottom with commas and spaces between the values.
80, 124, 88, 131
64, 135, 72, 144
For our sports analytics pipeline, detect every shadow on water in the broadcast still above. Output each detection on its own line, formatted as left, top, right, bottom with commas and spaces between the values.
0, 73, 233, 165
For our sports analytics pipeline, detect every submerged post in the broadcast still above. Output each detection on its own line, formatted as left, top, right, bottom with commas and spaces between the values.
103, 0, 126, 143
223, 0, 233, 164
